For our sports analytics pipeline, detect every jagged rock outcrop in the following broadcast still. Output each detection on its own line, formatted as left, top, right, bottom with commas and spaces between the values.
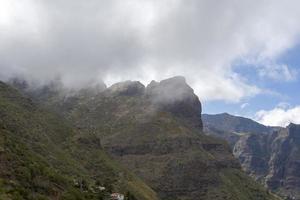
233, 133, 270, 180
146, 76, 194, 102
146, 76, 203, 130
267, 124, 300, 199
234, 124, 300, 199
203, 113, 300, 199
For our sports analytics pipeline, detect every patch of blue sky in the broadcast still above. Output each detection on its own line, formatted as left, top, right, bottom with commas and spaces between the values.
204, 44, 300, 117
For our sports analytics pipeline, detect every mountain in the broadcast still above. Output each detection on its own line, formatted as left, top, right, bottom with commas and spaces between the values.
203, 113, 272, 134
12, 76, 279, 200
0, 81, 158, 200
202, 113, 274, 147
203, 113, 283, 148
203, 113, 300, 199
234, 123, 300, 200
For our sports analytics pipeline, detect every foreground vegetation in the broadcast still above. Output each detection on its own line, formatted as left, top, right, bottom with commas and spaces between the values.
0, 81, 158, 200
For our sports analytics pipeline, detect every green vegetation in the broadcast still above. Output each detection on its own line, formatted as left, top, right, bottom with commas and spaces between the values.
216, 169, 280, 200
0, 82, 158, 200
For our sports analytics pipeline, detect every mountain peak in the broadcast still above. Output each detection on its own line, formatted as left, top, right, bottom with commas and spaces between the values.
287, 123, 300, 139
287, 122, 300, 128
160, 75, 186, 84
146, 76, 195, 103
146, 76, 202, 130
202, 113, 272, 135
108, 80, 145, 96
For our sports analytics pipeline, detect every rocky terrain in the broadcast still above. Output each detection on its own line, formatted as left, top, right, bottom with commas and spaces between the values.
203, 113, 300, 199
10, 76, 279, 200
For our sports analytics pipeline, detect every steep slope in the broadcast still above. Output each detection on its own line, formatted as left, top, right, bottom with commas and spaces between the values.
21, 77, 279, 200
202, 113, 300, 199
0, 81, 158, 200
234, 124, 300, 200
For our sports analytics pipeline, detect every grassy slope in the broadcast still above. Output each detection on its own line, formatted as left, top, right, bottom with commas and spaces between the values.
0, 82, 158, 200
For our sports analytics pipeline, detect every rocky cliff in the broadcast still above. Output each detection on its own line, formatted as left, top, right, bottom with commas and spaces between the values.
203, 113, 300, 199
234, 124, 300, 199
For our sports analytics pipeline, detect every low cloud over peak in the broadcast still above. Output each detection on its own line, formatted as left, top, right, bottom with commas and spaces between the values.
1, 0, 300, 102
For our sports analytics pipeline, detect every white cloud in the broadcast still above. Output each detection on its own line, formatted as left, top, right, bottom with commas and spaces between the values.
257, 62, 298, 81
255, 104, 300, 127
240, 103, 250, 109
277, 102, 292, 109
0, 0, 300, 101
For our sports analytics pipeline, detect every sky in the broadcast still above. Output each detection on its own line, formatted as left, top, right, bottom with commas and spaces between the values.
0, 0, 300, 127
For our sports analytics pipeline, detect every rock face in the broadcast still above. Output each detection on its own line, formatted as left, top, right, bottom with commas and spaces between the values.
233, 133, 270, 180
234, 124, 300, 199
203, 113, 300, 199
146, 76, 203, 130
13, 77, 279, 200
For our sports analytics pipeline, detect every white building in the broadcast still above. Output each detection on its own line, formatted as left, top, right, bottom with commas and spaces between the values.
111, 193, 124, 200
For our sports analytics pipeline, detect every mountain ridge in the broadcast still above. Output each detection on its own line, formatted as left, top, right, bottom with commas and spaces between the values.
203, 113, 273, 134
203, 112, 300, 199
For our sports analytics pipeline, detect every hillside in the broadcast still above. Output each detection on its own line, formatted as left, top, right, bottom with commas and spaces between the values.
234, 124, 300, 200
203, 113, 300, 199
0, 81, 158, 200
15, 76, 280, 200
